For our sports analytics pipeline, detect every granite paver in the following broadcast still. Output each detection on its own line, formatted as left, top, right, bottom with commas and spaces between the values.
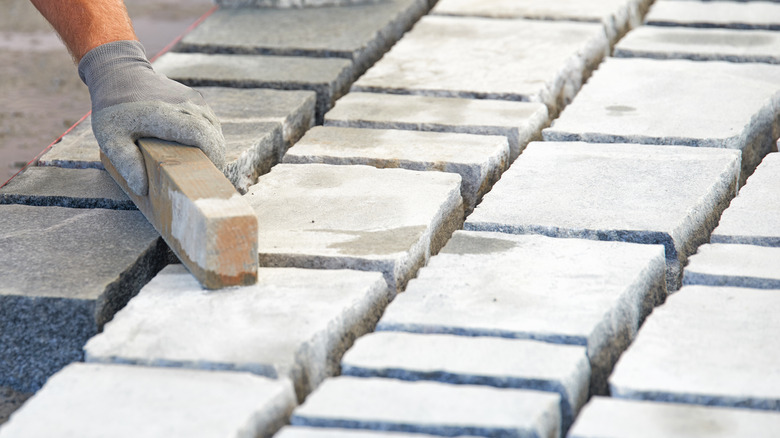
323, 92, 548, 160
464, 142, 740, 291
376, 230, 666, 395
290, 376, 561, 438
351, 15, 609, 115
276, 427, 452, 438
0, 205, 168, 392
243, 164, 463, 292
340, 331, 589, 431
609, 285, 780, 410
37, 119, 100, 170
645, 0, 780, 31
84, 264, 389, 401
683, 244, 780, 289
283, 126, 510, 212
215, 0, 387, 8
0, 363, 296, 438
543, 57, 780, 180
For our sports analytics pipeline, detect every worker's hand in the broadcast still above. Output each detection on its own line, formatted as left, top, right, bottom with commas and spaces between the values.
78, 40, 225, 196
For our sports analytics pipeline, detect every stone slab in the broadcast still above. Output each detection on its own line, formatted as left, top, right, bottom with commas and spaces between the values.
178, 0, 428, 79
0, 167, 134, 210
243, 164, 463, 292
614, 26, 780, 64
290, 376, 561, 438
711, 153, 780, 246
0, 204, 169, 392
153, 53, 352, 122
37, 119, 101, 170
683, 244, 780, 289
569, 397, 780, 438
543, 57, 780, 180
376, 230, 667, 396
324, 92, 549, 161
215, 0, 387, 8
609, 285, 780, 410
646, 0, 780, 30
276, 427, 446, 438
283, 126, 510, 212
465, 142, 740, 291
352, 15, 609, 115
0, 363, 296, 438
340, 332, 589, 431
85, 264, 388, 401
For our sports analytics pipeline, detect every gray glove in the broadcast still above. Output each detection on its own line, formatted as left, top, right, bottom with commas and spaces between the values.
79, 40, 225, 196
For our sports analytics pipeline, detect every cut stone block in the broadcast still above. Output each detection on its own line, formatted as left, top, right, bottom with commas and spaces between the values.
0, 363, 296, 438
85, 264, 389, 401
0, 167, 134, 210
290, 376, 561, 438
0, 205, 168, 392
324, 92, 549, 161
376, 230, 667, 396
609, 285, 780, 410
569, 397, 780, 438
153, 53, 352, 122
351, 15, 609, 115
711, 153, 780, 246
340, 332, 589, 431
543, 57, 780, 180
614, 26, 780, 64
283, 126, 510, 212
646, 0, 780, 31
37, 119, 101, 170
465, 142, 740, 291
276, 427, 437, 438
221, 121, 283, 193
178, 0, 428, 79
683, 244, 780, 289
243, 164, 464, 292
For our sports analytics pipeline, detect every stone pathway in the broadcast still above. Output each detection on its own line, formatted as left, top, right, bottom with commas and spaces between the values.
2, 0, 780, 436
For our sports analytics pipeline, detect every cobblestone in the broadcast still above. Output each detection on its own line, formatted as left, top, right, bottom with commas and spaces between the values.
683, 243, 780, 290
645, 0, 780, 31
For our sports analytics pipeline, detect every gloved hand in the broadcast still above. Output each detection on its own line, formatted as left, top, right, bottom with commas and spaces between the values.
78, 40, 225, 196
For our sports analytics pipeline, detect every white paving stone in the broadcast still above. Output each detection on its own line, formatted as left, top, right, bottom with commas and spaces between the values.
465, 142, 740, 291
543, 57, 780, 179
609, 285, 780, 410
0, 363, 296, 438
646, 0, 780, 30
276, 428, 444, 438
85, 265, 389, 401
351, 15, 609, 114
324, 92, 548, 160
244, 164, 463, 292
290, 377, 561, 438
376, 230, 666, 395
340, 332, 589, 431
569, 397, 780, 438
283, 126, 510, 212
683, 244, 780, 289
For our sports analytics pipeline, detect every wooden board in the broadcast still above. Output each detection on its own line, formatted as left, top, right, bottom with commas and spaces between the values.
101, 138, 258, 289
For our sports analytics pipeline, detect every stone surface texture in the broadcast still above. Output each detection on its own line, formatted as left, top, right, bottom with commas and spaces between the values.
645, 0, 780, 31
244, 164, 463, 292
85, 265, 389, 401
215, 0, 387, 8
465, 142, 740, 291
683, 244, 780, 289
37, 118, 101, 169
276, 428, 437, 438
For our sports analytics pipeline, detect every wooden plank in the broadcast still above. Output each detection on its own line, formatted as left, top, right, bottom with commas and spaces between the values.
101, 138, 258, 289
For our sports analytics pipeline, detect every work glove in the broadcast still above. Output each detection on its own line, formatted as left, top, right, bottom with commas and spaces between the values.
78, 40, 225, 196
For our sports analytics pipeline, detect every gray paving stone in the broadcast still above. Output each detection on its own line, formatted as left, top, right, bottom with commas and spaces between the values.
683, 243, 780, 289
215, 0, 386, 8
0, 167, 134, 210
276, 427, 445, 438
340, 332, 589, 431
646, 0, 780, 30
0, 205, 169, 392
290, 376, 561, 438
711, 153, 780, 246
351, 15, 609, 115
153, 53, 352, 122
178, 0, 428, 79
569, 397, 780, 438
324, 92, 549, 161
376, 230, 667, 396
243, 164, 463, 292
543, 58, 780, 180
614, 26, 780, 64
283, 126, 510, 212
609, 285, 780, 410
85, 264, 388, 401
0, 363, 296, 438
37, 119, 101, 170
465, 142, 740, 291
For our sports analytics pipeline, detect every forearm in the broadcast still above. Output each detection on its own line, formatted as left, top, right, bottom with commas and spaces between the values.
30, 0, 137, 62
